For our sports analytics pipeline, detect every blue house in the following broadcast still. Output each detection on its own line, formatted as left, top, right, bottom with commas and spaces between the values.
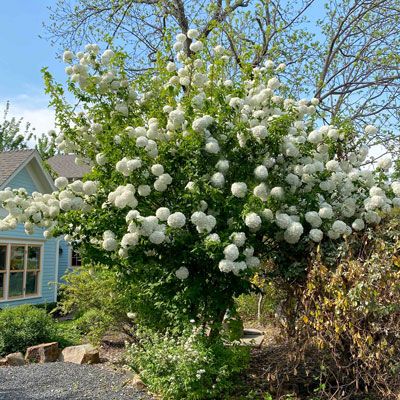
0, 150, 77, 307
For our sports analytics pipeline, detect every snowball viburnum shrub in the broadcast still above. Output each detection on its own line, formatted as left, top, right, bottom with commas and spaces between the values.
1, 31, 399, 328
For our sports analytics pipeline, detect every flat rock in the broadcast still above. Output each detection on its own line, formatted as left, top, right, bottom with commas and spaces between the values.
5, 352, 25, 366
240, 328, 264, 348
25, 342, 60, 363
130, 374, 147, 390
60, 344, 100, 365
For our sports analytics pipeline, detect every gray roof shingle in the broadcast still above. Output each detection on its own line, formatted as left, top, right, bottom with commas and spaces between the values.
47, 154, 91, 179
0, 149, 35, 187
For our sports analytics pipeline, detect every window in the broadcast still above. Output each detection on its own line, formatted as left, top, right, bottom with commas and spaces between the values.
71, 249, 81, 268
0, 246, 6, 300
0, 243, 42, 301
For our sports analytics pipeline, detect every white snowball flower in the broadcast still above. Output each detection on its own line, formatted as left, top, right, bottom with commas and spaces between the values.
210, 172, 225, 188
189, 41, 203, 52
83, 181, 97, 196
154, 180, 168, 192
96, 153, 108, 165
149, 231, 166, 244
365, 125, 378, 135
284, 222, 304, 244
167, 212, 186, 228
223, 244, 240, 261
63, 50, 74, 63
156, 207, 170, 221
176, 33, 186, 42
244, 212, 262, 231
270, 187, 284, 200
55, 177, 68, 190
305, 211, 322, 228
246, 256, 260, 268
275, 213, 292, 229
391, 181, 400, 196
286, 173, 300, 187
332, 220, 347, 235
253, 183, 268, 201
219, 259, 234, 273
205, 141, 220, 154
309, 229, 323, 242
319, 206, 334, 219
251, 125, 267, 140
377, 157, 392, 170
187, 29, 199, 39
138, 185, 151, 196
216, 160, 230, 173
175, 266, 189, 280
166, 61, 177, 72
102, 237, 118, 251
151, 164, 164, 176
326, 160, 340, 172
231, 182, 247, 198
307, 130, 323, 144
261, 208, 274, 221
230, 232, 246, 247
192, 115, 213, 132
352, 218, 365, 231
254, 165, 268, 180
205, 233, 220, 243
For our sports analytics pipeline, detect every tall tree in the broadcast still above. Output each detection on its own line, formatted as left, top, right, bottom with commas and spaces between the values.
0, 102, 34, 151
45, 0, 400, 154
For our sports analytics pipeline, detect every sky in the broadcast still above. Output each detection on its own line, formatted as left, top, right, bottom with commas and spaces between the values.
0, 0, 66, 136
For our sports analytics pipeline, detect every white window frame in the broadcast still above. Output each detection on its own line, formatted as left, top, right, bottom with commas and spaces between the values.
0, 240, 43, 302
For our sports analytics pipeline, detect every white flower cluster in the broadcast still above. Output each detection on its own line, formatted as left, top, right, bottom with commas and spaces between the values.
108, 184, 138, 209
219, 244, 260, 275
190, 211, 217, 233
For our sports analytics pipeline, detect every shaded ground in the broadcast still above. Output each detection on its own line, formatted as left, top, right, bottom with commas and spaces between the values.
0, 362, 153, 400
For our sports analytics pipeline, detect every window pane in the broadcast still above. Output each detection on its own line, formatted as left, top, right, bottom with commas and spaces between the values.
71, 250, 81, 267
0, 246, 6, 270
0, 273, 4, 299
27, 246, 40, 270
10, 246, 25, 270
25, 272, 38, 295
8, 272, 23, 297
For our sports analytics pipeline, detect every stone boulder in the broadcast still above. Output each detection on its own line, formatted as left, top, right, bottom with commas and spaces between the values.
4, 352, 25, 366
25, 342, 60, 363
59, 344, 100, 364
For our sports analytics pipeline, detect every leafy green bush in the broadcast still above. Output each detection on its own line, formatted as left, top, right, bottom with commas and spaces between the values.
127, 327, 250, 399
74, 309, 115, 344
0, 305, 56, 356
58, 265, 135, 342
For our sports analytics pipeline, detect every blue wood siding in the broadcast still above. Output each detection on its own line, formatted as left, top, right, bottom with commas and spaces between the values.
8, 167, 38, 194
58, 240, 71, 282
0, 166, 61, 307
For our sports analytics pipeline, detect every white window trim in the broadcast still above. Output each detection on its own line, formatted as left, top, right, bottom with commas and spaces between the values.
0, 241, 43, 302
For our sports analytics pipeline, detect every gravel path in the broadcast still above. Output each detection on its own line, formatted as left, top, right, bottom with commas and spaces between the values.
0, 362, 152, 400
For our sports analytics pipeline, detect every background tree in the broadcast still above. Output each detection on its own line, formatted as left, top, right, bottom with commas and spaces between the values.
0, 101, 34, 151
45, 0, 400, 156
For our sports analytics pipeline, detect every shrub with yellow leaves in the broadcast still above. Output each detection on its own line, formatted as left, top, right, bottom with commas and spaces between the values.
298, 210, 400, 399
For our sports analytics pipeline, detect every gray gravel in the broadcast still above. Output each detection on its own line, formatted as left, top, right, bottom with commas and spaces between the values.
0, 362, 152, 400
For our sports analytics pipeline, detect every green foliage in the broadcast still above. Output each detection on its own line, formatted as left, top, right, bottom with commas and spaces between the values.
74, 309, 115, 344
53, 319, 82, 348
58, 265, 134, 342
0, 102, 33, 151
127, 327, 250, 400
0, 305, 56, 356
298, 211, 400, 398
